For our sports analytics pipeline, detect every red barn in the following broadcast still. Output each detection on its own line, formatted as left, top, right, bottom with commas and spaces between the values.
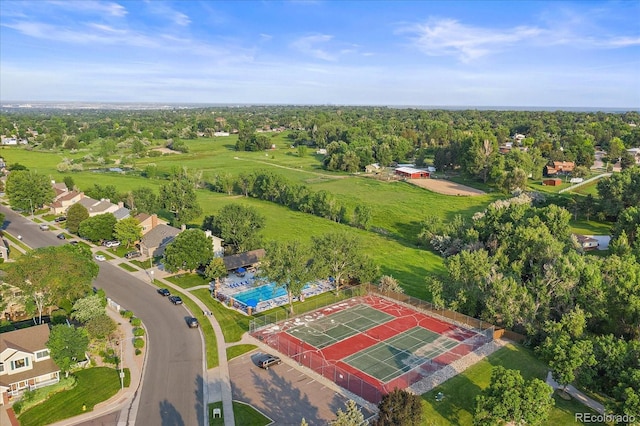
395, 167, 430, 179
542, 178, 562, 186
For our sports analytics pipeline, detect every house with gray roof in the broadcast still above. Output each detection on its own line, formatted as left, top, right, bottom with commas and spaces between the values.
140, 224, 181, 258
77, 197, 129, 219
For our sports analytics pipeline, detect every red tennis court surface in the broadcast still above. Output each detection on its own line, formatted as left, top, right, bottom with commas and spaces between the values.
251, 294, 491, 404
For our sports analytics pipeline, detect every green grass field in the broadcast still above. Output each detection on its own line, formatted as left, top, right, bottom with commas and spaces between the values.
421, 344, 604, 426
18, 368, 120, 426
209, 401, 271, 426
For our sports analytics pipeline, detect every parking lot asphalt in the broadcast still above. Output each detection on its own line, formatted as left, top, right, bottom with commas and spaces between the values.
229, 350, 373, 426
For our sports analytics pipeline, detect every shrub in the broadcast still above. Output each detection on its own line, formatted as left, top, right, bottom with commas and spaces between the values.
120, 310, 134, 319
12, 401, 23, 414
133, 338, 145, 349
133, 327, 145, 337
135, 349, 142, 356
130, 317, 142, 327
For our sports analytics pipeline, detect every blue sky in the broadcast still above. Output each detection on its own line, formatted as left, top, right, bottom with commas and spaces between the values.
1, 0, 639, 107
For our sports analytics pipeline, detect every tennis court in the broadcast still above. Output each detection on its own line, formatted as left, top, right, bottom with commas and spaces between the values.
251, 294, 492, 404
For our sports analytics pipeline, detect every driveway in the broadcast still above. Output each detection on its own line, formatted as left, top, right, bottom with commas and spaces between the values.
229, 351, 373, 425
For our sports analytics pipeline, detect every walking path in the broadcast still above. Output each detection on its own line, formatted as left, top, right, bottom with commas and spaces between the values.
545, 372, 605, 414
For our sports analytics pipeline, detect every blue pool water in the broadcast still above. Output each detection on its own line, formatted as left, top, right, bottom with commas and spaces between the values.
234, 282, 309, 304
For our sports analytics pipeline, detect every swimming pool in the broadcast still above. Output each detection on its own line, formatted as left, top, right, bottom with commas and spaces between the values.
234, 282, 309, 304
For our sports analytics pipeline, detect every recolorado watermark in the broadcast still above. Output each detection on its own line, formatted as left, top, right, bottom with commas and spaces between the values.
575, 413, 636, 423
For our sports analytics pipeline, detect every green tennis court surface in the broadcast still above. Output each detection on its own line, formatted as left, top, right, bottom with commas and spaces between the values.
288, 305, 394, 349
343, 327, 459, 383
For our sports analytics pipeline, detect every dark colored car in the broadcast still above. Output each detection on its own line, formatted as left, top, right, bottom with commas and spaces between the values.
56, 233, 65, 240
168, 295, 183, 305
125, 251, 141, 259
55, 216, 67, 222
258, 354, 282, 369
69, 240, 79, 245
187, 317, 199, 328
157, 288, 171, 296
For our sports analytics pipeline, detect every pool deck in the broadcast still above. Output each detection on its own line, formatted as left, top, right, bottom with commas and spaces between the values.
215, 272, 335, 313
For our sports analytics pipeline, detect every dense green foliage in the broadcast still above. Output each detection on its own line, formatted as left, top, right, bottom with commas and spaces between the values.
3, 245, 98, 323
163, 228, 214, 272
66, 203, 89, 234
46, 325, 89, 375
78, 213, 117, 242
374, 388, 423, 426
473, 366, 554, 426
5, 170, 55, 212
203, 204, 265, 254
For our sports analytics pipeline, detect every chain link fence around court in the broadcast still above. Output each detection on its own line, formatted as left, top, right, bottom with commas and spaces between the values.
249, 284, 496, 404
249, 285, 367, 333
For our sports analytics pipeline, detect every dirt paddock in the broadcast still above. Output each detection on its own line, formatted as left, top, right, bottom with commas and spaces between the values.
408, 178, 486, 196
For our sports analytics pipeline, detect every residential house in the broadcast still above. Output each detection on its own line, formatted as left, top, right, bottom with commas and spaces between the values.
365, 163, 381, 174
49, 190, 83, 215
627, 148, 640, 164
135, 213, 169, 235
544, 161, 575, 177
222, 249, 266, 271
77, 197, 129, 219
204, 230, 224, 257
574, 234, 599, 251
140, 224, 181, 258
0, 238, 9, 262
0, 324, 60, 405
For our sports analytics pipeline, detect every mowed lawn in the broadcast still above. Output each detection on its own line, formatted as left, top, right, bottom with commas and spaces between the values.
18, 367, 120, 426
421, 344, 604, 426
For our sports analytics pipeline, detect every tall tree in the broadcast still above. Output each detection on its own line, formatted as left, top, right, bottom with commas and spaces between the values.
129, 187, 159, 214
5, 245, 98, 324
538, 308, 596, 393
47, 325, 89, 377
66, 203, 89, 234
373, 388, 422, 426
474, 366, 554, 426
163, 229, 214, 273
114, 217, 142, 248
78, 213, 117, 242
329, 400, 365, 426
5, 170, 55, 213
63, 175, 75, 190
259, 240, 317, 315
204, 257, 227, 287
71, 294, 105, 323
312, 232, 377, 292
204, 205, 265, 254
352, 204, 372, 230
160, 172, 202, 226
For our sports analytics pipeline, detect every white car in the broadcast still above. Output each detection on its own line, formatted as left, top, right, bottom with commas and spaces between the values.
94, 254, 106, 262
104, 241, 120, 248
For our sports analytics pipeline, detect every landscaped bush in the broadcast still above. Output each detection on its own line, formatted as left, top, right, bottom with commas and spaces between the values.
51, 310, 68, 325
120, 310, 134, 319
135, 348, 142, 356
132, 327, 145, 337
133, 338, 144, 349
130, 317, 141, 327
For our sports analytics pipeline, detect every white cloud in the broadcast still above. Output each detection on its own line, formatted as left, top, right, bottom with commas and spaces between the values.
401, 18, 542, 62
47, 0, 127, 17
291, 34, 337, 61
144, 2, 191, 27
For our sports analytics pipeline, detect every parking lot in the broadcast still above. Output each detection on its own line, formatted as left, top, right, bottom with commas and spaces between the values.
229, 350, 374, 425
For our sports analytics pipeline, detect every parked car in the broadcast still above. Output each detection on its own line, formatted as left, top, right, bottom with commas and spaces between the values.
258, 354, 282, 369
39, 224, 50, 231
69, 240, 79, 245
157, 288, 171, 296
94, 254, 106, 262
168, 295, 183, 305
54, 216, 66, 222
125, 251, 141, 259
104, 240, 120, 248
56, 233, 65, 240
187, 317, 199, 328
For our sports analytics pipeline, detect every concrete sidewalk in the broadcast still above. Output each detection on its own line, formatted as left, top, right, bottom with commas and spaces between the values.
47, 303, 147, 426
